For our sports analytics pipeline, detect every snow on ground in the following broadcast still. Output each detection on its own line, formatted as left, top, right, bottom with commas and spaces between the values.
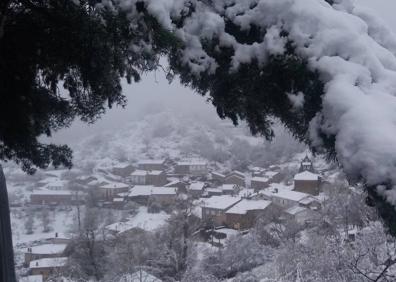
11, 208, 75, 246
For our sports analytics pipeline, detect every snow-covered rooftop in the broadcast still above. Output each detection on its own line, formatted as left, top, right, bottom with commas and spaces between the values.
226, 199, 271, 215
212, 171, 226, 178
294, 171, 320, 181
27, 244, 67, 255
226, 170, 245, 178
31, 189, 72, 196
147, 170, 164, 176
19, 275, 43, 282
261, 188, 310, 202
130, 170, 147, 176
251, 176, 269, 182
106, 207, 170, 233
201, 195, 241, 210
118, 270, 162, 282
29, 257, 68, 269
138, 159, 165, 165
99, 182, 129, 189
285, 205, 309, 215
40, 178, 68, 189
206, 188, 222, 193
129, 186, 177, 197
177, 161, 207, 166
164, 180, 185, 187
221, 184, 236, 191
264, 171, 279, 178
189, 182, 205, 191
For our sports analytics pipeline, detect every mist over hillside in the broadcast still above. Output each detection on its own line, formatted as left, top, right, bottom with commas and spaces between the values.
70, 106, 306, 173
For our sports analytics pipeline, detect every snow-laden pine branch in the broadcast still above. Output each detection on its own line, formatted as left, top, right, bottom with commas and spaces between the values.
113, 0, 396, 205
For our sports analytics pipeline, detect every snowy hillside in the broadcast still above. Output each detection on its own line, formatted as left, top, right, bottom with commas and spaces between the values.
71, 109, 305, 173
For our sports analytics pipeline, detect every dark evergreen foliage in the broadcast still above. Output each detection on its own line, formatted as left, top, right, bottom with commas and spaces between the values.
0, 0, 175, 173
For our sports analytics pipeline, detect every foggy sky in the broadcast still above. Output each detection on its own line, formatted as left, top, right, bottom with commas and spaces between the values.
50, 0, 396, 145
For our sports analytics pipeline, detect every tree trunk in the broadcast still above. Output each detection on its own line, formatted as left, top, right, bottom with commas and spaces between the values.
0, 165, 16, 281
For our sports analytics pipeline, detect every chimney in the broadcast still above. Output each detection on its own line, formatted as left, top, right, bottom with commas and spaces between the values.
274, 188, 278, 193
55, 232, 58, 238
27, 247, 32, 253
35, 262, 39, 266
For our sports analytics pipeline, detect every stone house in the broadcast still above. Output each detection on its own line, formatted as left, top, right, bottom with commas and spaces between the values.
175, 161, 208, 175
112, 164, 135, 178
24, 244, 67, 266
224, 171, 245, 187
188, 182, 206, 198
221, 184, 239, 195
97, 182, 130, 200
225, 199, 273, 230
205, 188, 223, 197
201, 195, 242, 226
263, 170, 283, 183
164, 180, 189, 193
251, 176, 270, 191
146, 170, 168, 186
293, 170, 321, 195
211, 171, 226, 184
137, 159, 166, 171
29, 257, 67, 281
284, 205, 316, 224
30, 190, 75, 205
129, 170, 167, 186
128, 186, 178, 205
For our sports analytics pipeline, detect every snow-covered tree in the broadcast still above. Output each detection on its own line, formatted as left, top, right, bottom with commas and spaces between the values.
41, 209, 52, 233
24, 213, 34, 235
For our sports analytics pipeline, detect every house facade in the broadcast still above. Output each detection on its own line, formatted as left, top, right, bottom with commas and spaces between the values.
221, 184, 239, 195
293, 171, 320, 195
128, 186, 178, 205
175, 161, 208, 175
97, 183, 129, 200
251, 177, 270, 191
225, 199, 273, 230
211, 171, 226, 184
29, 257, 68, 280
137, 159, 166, 171
130, 170, 167, 186
164, 180, 188, 193
201, 195, 242, 226
30, 190, 75, 205
24, 244, 67, 266
188, 182, 206, 198
146, 170, 167, 186
224, 171, 245, 187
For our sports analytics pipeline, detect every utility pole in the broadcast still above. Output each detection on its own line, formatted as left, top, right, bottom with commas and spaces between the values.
0, 164, 16, 281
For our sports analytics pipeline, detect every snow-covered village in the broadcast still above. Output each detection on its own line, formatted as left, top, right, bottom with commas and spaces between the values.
2, 107, 393, 282
3, 0, 396, 281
